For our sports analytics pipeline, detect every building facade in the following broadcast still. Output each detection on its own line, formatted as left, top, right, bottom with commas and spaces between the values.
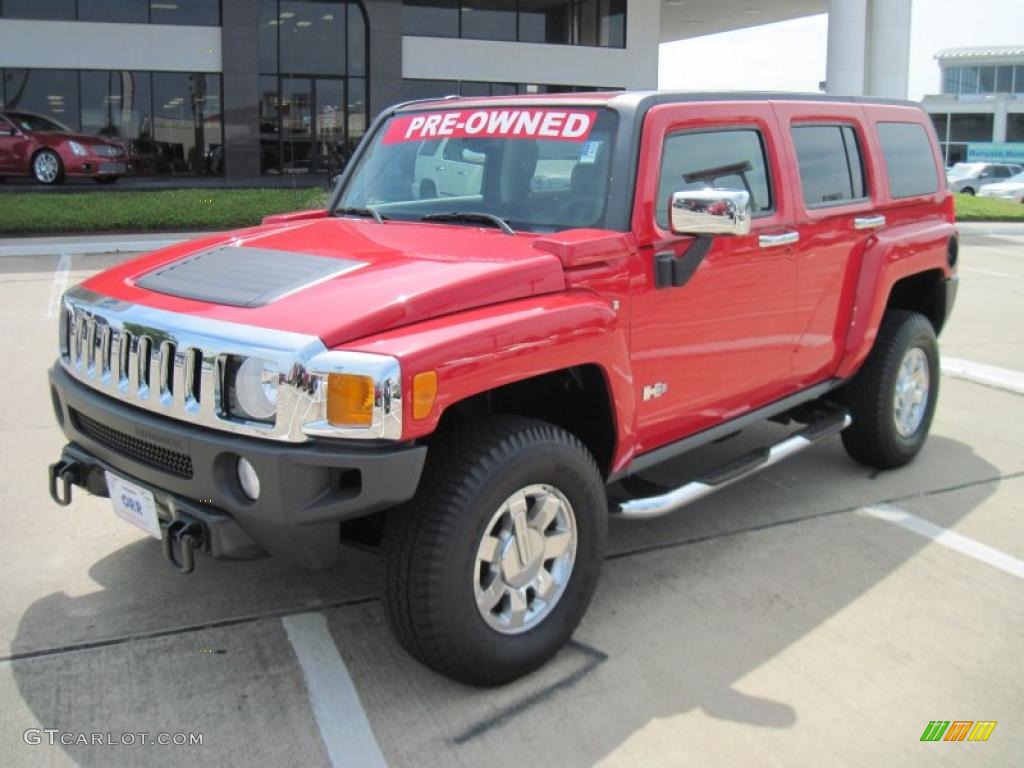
0, 1, 656, 180
922, 46, 1024, 166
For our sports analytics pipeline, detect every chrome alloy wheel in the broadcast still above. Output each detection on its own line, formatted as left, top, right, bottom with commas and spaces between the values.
894, 347, 930, 437
33, 152, 60, 184
474, 484, 577, 634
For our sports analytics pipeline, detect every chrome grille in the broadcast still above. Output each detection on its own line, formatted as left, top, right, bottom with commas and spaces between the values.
93, 145, 123, 158
61, 302, 219, 426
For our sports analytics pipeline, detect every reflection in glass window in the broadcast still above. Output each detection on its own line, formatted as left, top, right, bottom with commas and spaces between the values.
657, 129, 773, 227
151, 0, 221, 25
402, 0, 459, 38
280, 0, 347, 76
259, 75, 281, 173
1007, 114, 1024, 143
77, 0, 148, 23
791, 125, 865, 206
347, 77, 366, 145
876, 122, 939, 199
80, 70, 154, 170
461, 0, 516, 41
949, 113, 993, 142
1, 69, 80, 129
152, 73, 222, 174
2, 0, 76, 20
348, 3, 366, 77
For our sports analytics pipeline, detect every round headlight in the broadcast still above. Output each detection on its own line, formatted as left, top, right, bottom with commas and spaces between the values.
237, 457, 260, 501
234, 357, 279, 422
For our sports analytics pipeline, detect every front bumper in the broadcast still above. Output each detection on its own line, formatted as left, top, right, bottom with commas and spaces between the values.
49, 364, 427, 569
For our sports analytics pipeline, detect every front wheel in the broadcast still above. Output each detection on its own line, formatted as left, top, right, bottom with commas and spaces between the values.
837, 310, 939, 469
384, 415, 607, 686
960, 186, 975, 196
32, 150, 64, 185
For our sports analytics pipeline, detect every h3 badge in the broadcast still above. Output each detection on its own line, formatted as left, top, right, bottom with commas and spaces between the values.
643, 382, 668, 402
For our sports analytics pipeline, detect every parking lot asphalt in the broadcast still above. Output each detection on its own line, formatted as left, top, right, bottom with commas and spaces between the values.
0, 228, 1021, 767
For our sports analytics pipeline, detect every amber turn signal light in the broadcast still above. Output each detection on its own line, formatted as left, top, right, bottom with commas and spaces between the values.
412, 371, 438, 420
327, 373, 374, 427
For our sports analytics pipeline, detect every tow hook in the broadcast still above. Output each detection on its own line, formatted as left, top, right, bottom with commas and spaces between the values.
161, 519, 203, 575
48, 459, 82, 507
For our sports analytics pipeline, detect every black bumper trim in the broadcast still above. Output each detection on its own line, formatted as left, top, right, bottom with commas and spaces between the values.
49, 364, 427, 569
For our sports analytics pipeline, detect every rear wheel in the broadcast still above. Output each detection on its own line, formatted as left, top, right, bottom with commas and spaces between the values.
419, 179, 436, 199
961, 186, 975, 196
32, 150, 64, 185
837, 310, 939, 469
384, 415, 606, 686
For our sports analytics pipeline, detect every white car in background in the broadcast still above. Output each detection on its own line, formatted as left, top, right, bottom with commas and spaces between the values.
946, 162, 1023, 195
978, 170, 1024, 203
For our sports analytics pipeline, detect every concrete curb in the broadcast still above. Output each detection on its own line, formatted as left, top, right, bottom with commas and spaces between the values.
0, 234, 200, 258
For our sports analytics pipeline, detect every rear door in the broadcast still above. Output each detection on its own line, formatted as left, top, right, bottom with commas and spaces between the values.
772, 102, 879, 385
629, 101, 800, 453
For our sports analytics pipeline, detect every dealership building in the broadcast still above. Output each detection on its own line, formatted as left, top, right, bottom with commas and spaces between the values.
922, 46, 1024, 166
1, 0, 931, 181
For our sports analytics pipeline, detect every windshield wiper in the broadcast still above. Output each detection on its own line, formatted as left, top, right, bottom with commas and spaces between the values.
420, 212, 515, 235
335, 206, 386, 224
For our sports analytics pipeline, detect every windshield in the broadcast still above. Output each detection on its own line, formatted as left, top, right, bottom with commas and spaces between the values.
336, 106, 618, 233
947, 162, 983, 178
4, 113, 70, 133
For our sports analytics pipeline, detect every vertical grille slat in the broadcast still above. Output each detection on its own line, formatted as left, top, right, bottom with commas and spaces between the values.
100, 325, 113, 382
184, 348, 201, 410
137, 336, 152, 398
74, 314, 87, 368
119, 331, 132, 390
159, 341, 177, 406
59, 307, 71, 361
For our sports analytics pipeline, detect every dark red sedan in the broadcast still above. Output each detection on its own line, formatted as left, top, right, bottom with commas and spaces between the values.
0, 111, 128, 185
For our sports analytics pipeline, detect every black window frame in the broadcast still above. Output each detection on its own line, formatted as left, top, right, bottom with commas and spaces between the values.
790, 121, 869, 210
655, 125, 777, 231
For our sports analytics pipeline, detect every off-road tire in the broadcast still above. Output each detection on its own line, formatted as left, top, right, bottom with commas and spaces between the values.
838, 310, 939, 469
383, 415, 607, 686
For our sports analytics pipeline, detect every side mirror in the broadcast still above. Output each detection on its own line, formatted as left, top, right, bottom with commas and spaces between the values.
670, 189, 751, 236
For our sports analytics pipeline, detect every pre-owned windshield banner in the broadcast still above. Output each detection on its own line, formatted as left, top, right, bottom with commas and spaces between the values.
383, 108, 598, 144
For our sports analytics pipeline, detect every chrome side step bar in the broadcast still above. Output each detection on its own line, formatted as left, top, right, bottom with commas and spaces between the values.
616, 409, 852, 519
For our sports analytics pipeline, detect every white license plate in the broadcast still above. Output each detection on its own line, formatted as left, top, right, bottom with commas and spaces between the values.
105, 472, 162, 540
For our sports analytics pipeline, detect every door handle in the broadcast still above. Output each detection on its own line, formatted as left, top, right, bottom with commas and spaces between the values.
853, 214, 886, 230
435, 165, 446, 171
456, 170, 468, 176
758, 231, 799, 248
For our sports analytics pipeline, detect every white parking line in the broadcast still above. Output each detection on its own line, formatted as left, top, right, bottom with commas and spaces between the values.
941, 357, 1024, 396
960, 266, 1018, 279
47, 252, 71, 318
282, 613, 386, 768
861, 504, 1024, 579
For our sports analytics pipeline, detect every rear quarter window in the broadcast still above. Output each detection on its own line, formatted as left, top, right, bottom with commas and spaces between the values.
876, 122, 940, 199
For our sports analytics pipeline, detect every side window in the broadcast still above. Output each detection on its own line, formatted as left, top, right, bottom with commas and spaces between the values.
876, 122, 940, 198
656, 128, 773, 229
791, 124, 866, 206
993, 165, 1011, 178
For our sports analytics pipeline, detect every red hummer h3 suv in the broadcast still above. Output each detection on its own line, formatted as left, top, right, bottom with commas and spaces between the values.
48, 92, 958, 685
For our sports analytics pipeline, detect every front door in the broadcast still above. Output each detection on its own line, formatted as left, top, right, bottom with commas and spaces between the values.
629, 102, 801, 454
0, 116, 24, 173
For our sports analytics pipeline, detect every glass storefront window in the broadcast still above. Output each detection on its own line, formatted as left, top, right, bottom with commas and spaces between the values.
930, 113, 948, 144
1016, 66, 1024, 95
152, 72, 222, 174
151, 0, 221, 25
995, 66, 1014, 93
1, 0, 219, 24
259, 0, 369, 175
80, 70, 154, 169
279, 0, 347, 76
461, 0, 516, 41
519, 1, 572, 44
1007, 114, 1024, 143
2, 0, 76, 20
402, 0, 459, 38
1, 69, 80, 129
599, 0, 624, 47
78, 0, 148, 23
949, 113, 994, 143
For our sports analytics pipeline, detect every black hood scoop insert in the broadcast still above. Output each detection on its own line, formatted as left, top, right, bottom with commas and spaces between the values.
136, 245, 365, 308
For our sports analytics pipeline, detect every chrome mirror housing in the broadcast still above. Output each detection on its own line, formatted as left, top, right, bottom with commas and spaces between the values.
670, 189, 751, 236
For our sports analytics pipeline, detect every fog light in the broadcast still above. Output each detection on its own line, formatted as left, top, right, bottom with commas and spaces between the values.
237, 457, 260, 500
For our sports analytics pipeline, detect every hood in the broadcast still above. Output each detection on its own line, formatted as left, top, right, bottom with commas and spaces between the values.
83, 217, 568, 347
